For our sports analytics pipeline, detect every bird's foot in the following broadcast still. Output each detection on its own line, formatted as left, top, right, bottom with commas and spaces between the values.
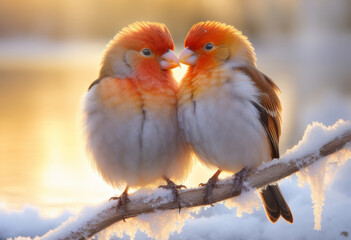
232, 167, 249, 195
199, 169, 222, 206
109, 187, 130, 222
159, 177, 187, 212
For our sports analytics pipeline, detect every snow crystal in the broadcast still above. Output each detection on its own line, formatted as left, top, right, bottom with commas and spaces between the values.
296, 145, 351, 230
283, 120, 351, 230
254, 120, 351, 230
23, 186, 195, 240
37, 200, 116, 240
103, 209, 192, 240
224, 186, 261, 217
282, 119, 351, 161
8, 120, 351, 239
98, 187, 195, 240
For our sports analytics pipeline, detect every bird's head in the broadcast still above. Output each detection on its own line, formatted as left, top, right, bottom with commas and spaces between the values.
180, 21, 256, 72
99, 22, 179, 79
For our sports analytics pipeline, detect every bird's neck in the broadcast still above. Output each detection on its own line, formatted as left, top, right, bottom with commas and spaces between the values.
132, 62, 176, 90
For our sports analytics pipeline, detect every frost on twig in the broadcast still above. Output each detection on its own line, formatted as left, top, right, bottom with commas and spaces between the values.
37, 120, 351, 240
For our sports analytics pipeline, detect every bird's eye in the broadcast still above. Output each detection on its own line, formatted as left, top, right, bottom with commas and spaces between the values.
205, 43, 214, 50
141, 48, 152, 56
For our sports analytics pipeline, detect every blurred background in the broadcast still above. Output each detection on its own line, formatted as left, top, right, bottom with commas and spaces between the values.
0, 0, 351, 239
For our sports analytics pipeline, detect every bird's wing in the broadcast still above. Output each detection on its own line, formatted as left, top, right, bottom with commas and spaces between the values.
88, 78, 103, 91
236, 66, 282, 159
235, 66, 292, 223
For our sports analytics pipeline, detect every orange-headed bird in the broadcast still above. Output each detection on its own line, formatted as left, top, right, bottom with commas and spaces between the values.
178, 21, 293, 223
83, 22, 191, 218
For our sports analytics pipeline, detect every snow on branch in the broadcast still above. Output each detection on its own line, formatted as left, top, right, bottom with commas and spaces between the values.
40, 120, 351, 240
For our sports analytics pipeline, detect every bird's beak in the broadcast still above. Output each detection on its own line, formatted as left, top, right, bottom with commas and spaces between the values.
179, 47, 198, 66
160, 50, 180, 70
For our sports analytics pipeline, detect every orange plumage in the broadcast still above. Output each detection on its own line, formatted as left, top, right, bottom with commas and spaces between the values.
178, 21, 293, 223
182, 21, 256, 72
83, 22, 191, 216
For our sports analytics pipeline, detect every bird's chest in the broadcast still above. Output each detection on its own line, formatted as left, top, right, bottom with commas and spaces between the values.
89, 78, 178, 162
97, 78, 177, 125
182, 81, 259, 143
178, 72, 269, 171
85, 77, 183, 187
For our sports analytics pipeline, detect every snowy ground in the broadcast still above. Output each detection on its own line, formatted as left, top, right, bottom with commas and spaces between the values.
3, 121, 351, 240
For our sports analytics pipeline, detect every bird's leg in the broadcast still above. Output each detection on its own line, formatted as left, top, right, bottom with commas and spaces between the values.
159, 176, 187, 212
109, 186, 130, 222
199, 169, 222, 206
232, 167, 249, 194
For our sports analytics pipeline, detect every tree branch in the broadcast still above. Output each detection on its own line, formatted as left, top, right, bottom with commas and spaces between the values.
45, 129, 351, 240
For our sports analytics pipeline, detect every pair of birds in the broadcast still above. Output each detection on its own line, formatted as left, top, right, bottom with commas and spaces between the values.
83, 21, 293, 224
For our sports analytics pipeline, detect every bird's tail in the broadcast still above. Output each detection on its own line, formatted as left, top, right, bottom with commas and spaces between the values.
260, 184, 293, 223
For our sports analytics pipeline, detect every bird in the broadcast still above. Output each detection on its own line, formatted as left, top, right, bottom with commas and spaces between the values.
177, 21, 293, 223
82, 22, 191, 219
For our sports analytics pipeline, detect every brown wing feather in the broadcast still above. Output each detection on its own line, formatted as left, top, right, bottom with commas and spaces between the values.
236, 66, 281, 158
88, 78, 103, 91
236, 66, 293, 223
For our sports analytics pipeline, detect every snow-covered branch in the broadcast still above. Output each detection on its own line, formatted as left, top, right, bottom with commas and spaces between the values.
41, 121, 351, 240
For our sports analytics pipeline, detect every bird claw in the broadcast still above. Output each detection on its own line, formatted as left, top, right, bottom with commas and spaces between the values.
199, 169, 221, 206
110, 187, 130, 222
159, 177, 186, 212
109, 196, 119, 201
200, 178, 217, 206
232, 167, 249, 195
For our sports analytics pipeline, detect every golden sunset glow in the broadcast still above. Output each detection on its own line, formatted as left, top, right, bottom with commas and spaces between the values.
1, 3, 350, 237
0, 58, 220, 218
172, 63, 189, 83
0, 46, 322, 219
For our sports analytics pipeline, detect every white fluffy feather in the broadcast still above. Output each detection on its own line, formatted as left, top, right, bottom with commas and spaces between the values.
178, 63, 270, 172
83, 84, 190, 189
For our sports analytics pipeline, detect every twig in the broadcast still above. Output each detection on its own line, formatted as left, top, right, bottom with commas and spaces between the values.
43, 129, 351, 240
